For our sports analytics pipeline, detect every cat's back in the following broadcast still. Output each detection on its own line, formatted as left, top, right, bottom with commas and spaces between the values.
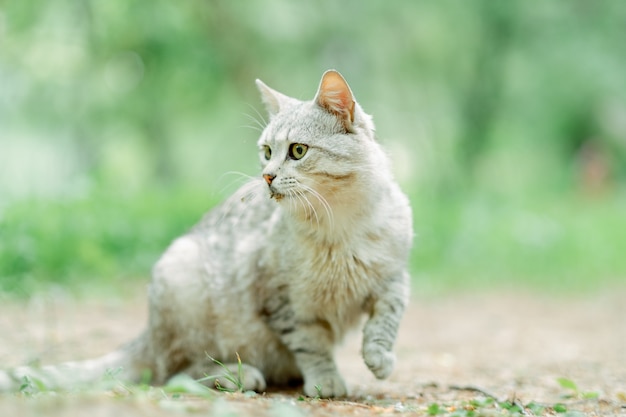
192, 181, 277, 242
192, 181, 281, 273
151, 181, 278, 296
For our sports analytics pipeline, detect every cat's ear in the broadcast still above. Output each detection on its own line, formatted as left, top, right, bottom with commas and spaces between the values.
255, 79, 290, 117
314, 70, 356, 131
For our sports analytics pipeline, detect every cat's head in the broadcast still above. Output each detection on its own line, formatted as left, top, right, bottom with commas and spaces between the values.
255, 70, 385, 220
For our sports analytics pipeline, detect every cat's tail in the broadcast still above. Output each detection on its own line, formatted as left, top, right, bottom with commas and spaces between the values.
0, 334, 149, 393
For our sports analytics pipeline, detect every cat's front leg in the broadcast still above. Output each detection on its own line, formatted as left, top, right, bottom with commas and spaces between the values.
286, 322, 347, 398
362, 272, 409, 379
264, 293, 347, 398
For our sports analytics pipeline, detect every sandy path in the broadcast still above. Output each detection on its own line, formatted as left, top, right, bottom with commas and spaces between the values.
0, 290, 624, 416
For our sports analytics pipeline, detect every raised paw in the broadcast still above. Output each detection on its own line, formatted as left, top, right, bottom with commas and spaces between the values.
303, 372, 347, 398
362, 345, 396, 379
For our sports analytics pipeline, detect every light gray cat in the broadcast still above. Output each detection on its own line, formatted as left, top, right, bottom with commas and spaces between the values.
0, 70, 413, 398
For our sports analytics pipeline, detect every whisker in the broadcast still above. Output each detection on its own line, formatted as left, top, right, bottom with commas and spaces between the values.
290, 190, 304, 219
242, 113, 265, 131
245, 103, 268, 128
302, 180, 335, 221
217, 171, 259, 195
299, 183, 334, 228
242, 106, 267, 132
295, 190, 312, 227
297, 189, 320, 229
239, 124, 263, 132
218, 171, 258, 182
287, 189, 299, 216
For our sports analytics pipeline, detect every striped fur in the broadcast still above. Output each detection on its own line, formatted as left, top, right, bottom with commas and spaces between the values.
0, 70, 413, 398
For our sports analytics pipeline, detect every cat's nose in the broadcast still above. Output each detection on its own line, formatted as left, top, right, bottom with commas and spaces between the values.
263, 174, 276, 185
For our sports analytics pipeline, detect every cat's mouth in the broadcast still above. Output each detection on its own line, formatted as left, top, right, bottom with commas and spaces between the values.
270, 190, 285, 201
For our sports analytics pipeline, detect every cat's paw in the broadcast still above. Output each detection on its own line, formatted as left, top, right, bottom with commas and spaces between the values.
231, 363, 266, 392
362, 345, 396, 380
203, 363, 267, 392
304, 373, 347, 398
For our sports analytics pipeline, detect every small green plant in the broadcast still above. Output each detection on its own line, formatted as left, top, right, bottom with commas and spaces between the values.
18, 375, 47, 395
525, 401, 546, 415
198, 352, 245, 393
163, 374, 214, 398
423, 396, 556, 416
18, 376, 33, 393
103, 366, 141, 394
314, 384, 323, 399
103, 367, 125, 380
427, 402, 442, 415
557, 377, 599, 400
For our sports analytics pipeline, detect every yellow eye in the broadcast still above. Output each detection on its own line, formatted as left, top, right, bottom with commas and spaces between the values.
263, 146, 272, 160
289, 143, 308, 160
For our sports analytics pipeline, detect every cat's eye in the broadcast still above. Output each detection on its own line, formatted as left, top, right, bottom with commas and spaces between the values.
263, 146, 272, 161
289, 143, 308, 160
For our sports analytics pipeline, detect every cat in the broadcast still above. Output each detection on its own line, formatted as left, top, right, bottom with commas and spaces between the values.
0, 70, 413, 398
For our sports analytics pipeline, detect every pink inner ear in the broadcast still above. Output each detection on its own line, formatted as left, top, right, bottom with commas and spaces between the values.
318, 71, 355, 123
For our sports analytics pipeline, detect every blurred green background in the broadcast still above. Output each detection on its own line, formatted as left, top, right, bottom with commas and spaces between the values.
1, 1, 625, 297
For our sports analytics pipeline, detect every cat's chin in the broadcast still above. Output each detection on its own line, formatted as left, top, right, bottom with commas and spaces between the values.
269, 191, 285, 201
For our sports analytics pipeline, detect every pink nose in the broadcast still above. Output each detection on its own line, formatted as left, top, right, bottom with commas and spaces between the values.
263, 174, 275, 185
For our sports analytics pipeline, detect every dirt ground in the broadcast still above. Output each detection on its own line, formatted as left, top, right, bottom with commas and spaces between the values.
0, 289, 624, 416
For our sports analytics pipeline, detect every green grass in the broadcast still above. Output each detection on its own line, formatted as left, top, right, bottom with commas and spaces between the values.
12, 373, 607, 416
411, 189, 626, 295
200, 354, 247, 393
0, 187, 220, 297
1, 186, 625, 298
